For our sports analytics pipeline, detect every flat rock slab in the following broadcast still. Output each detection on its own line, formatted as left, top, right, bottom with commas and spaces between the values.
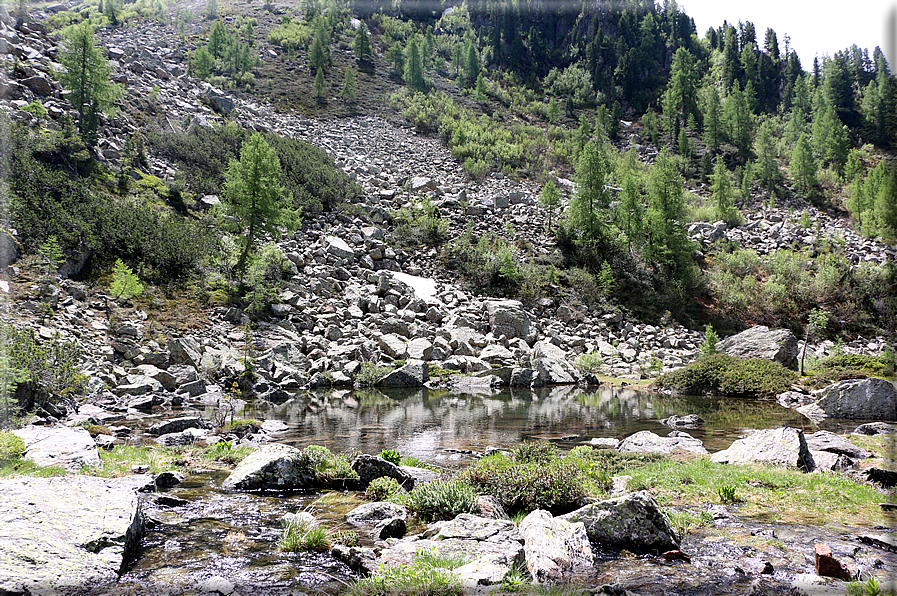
221, 443, 315, 491
0, 475, 144, 595
12, 425, 100, 471
711, 427, 813, 471
617, 430, 708, 455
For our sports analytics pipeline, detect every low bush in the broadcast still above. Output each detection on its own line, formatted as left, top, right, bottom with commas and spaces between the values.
378, 449, 402, 465
406, 479, 478, 522
0, 432, 25, 462
356, 363, 391, 387
804, 351, 897, 388
458, 454, 587, 515
365, 476, 406, 501
3, 325, 86, 412
393, 198, 448, 246
656, 353, 798, 398
343, 557, 462, 596
278, 516, 331, 552
301, 445, 359, 484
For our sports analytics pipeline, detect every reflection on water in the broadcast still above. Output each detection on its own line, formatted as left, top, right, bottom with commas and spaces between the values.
232, 385, 820, 459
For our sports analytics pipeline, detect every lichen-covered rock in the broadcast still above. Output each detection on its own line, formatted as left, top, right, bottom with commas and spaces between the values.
559, 491, 679, 553
519, 509, 594, 583
804, 431, 871, 459
221, 443, 315, 491
377, 359, 428, 388
12, 425, 100, 471
485, 300, 536, 344
351, 453, 414, 489
710, 427, 814, 471
717, 326, 799, 369
346, 502, 408, 527
376, 514, 524, 588
617, 430, 708, 455
0, 476, 144, 595
806, 378, 897, 421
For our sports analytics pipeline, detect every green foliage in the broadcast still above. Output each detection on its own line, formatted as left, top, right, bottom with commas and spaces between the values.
3, 324, 86, 408
356, 362, 391, 387
365, 476, 406, 501
109, 259, 144, 300
394, 198, 448, 246
717, 484, 737, 503
790, 133, 817, 193
574, 351, 603, 373
224, 133, 301, 276
657, 353, 799, 398
513, 441, 560, 464
458, 452, 590, 515
539, 179, 561, 231
268, 17, 312, 53
314, 67, 327, 98
406, 479, 478, 522
378, 449, 402, 465
353, 21, 373, 62
567, 142, 611, 242
278, 516, 331, 552
201, 441, 254, 465
343, 557, 462, 596
403, 34, 426, 91
21, 101, 48, 119
0, 432, 25, 462
38, 235, 65, 277
58, 20, 121, 145
700, 324, 719, 357
846, 576, 885, 596
341, 67, 357, 98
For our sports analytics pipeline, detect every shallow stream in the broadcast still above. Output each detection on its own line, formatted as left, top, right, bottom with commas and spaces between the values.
108, 386, 886, 595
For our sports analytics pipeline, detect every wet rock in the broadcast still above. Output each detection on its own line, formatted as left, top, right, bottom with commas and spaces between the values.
346, 502, 407, 527
331, 544, 378, 575
617, 430, 708, 455
711, 427, 814, 471
559, 491, 679, 553
814, 543, 858, 581
777, 390, 815, 408
864, 467, 897, 488
804, 431, 871, 459
519, 509, 594, 583
377, 514, 524, 588
221, 443, 316, 491
853, 422, 897, 435
0, 476, 144, 595
146, 417, 209, 436
351, 453, 414, 489
659, 414, 705, 429
803, 378, 897, 421
717, 326, 799, 369
374, 517, 406, 540
12, 425, 100, 471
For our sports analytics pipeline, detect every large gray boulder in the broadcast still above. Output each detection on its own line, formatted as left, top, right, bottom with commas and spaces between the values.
12, 425, 100, 471
167, 336, 203, 367
346, 502, 408, 527
710, 427, 814, 471
376, 514, 524, 588
351, 454, 414, 489
485, 300, 536, 343
377, 359, 428, 388
717, 326, 799, 369
532, 357, 579, 386
146, 417, 209, 436
0, 476, 144, 595
802, 378, 897, 421
617, 430, 708, 455
221, 443, 315, 491
804, 430, 871, 459
519, 509, 594, 583
559, 491, 679, 553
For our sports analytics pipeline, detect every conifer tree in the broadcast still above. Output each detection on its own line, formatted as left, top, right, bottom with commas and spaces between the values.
308, 18, 330, 73
711, 157, 737, 224
702, 83, 723, 154
404, 35, 426, 91
540, 179, 561, 232
314, 67, 326, 98
754, 119, 779, 190
645, 150, 692, 280
352, 22, 373, 63
341, 67, 356, 98
385, 42, 404, 75
616, 171, 644, 252
58, 21, 120, 145
790, 133, 817, 193
725, 80, 753, 157
568, 141, 611, 241
224, 133, 301, 278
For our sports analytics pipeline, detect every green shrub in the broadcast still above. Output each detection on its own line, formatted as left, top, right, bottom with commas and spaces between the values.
512, 441, 559, 464
378, 449, 402, 465
459, 454, 587, 515
343, 558, 462, 596
574, 351, 603, 373
406, 480, 478, 522
0, 432, 25, 462
393, 198, 448, 246
356, 362, 391, 387
4, 325, 86, 404
657, 353, 799, 398
332, 529, 360, 547
301, 445, 359, 484
717, 484, 737, 504
278, 516, 331, 552
365, 476, 406, 501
